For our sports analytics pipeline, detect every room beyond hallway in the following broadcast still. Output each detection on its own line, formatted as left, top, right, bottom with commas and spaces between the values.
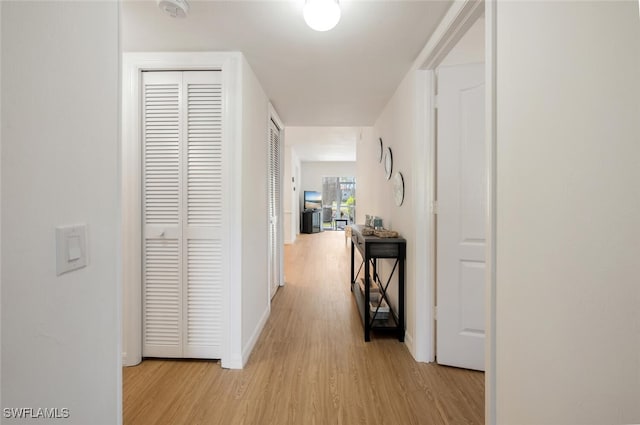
123, 231, 484, 425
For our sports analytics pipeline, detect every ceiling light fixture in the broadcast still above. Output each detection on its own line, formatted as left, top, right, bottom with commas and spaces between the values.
303, 0, 341, 32
157, 0, 190, 18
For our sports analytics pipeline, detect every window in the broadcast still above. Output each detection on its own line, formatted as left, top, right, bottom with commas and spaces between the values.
321, 177, 356, 228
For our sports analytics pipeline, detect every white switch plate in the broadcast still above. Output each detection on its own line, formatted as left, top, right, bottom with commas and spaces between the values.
56, 224, 88, 276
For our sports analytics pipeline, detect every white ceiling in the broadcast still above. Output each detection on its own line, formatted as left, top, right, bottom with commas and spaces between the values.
121, 0, 452, 127
285, 127, 359, 161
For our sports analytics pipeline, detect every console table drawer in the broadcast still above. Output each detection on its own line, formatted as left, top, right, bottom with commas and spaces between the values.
367, 243, 399, 258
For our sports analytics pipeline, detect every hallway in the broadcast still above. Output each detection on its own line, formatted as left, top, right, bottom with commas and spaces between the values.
123, 231, 484, 424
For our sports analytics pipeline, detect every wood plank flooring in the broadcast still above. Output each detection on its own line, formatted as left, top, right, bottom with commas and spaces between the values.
124, 231, 484, 425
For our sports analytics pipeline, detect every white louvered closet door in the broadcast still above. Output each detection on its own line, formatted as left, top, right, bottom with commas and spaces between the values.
142, 70, 223, 359
182, 71, 223, 358
267, 118, 282, 299
142, 71, 183, 358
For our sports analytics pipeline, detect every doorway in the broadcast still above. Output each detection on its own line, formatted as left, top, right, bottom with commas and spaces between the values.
430, 16, 486, 371
121, 52, 243, 369
413, 1, 488, 374
413, 1, 496, 420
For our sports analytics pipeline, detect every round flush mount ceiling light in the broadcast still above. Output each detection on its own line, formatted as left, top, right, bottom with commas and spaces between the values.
303, 0, 341, 32
157, 0, 190, 18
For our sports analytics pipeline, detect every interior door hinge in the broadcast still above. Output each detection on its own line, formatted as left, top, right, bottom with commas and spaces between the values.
431, 200, 439, 215
434, 306, 438, 321
433, 95, 439, 109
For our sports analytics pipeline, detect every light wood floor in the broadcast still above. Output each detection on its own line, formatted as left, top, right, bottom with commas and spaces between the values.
124, 231, 484, 425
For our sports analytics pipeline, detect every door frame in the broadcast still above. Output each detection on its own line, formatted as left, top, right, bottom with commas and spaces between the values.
121, 52, 243, 369
412, 0, 496, 423
267, 102, 284, 301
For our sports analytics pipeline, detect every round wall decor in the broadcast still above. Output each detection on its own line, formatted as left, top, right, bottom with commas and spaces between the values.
384, 147, 393, 180
393, 172, 405, 206
377, 138, 384, 162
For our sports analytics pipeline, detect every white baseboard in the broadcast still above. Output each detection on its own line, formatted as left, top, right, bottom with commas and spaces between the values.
404, 331, 416, 359
122, 352, 142, 367
404, 330, 433, 363
240, 304, 270, 367
221, 356, 243, 369
123, 305, 270, 370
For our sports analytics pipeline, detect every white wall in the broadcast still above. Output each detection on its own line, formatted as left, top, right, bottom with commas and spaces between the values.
1, 2, 120, 424
495, 2, 640, 424
358, 72, 421, 356
354, 128, 375, 225
239, 56, 271, 363
283, 145, 301, 244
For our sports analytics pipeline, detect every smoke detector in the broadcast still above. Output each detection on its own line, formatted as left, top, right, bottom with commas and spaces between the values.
157, 0, 189, 18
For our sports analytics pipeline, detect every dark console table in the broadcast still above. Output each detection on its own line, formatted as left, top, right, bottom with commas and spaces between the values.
349, 224, 406, 342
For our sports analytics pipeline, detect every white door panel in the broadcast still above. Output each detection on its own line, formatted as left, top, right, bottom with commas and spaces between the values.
142, 71, 183, 358
436, 63, 486, 371
182, 71, 223, 359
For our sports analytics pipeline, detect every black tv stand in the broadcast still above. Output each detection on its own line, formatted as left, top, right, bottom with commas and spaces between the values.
301, 210, 321, 234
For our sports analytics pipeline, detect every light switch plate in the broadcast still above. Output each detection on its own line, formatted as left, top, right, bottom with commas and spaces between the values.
56, 224, 88, 276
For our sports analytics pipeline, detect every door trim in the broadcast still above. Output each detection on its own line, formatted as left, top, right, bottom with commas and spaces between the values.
121, 52, 243, 369
485, 1, 497, 422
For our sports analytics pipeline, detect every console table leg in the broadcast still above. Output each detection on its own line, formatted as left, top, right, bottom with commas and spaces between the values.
364, 246, 370, 342
350, 240, 355, 291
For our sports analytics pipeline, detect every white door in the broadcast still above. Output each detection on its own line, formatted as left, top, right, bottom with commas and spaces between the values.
436, 63, 486, 371
142, 70, 223, 359
268, 118, 283, 299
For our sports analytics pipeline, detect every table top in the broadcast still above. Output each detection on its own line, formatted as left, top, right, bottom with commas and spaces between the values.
350, 224, 406, 244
